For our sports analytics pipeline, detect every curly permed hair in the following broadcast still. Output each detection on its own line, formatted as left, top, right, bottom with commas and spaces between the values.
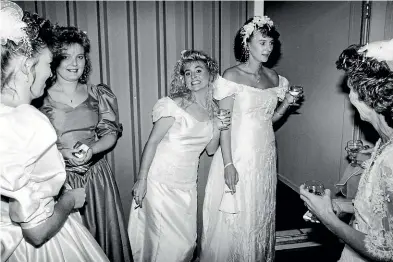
46, 26, 91, 87
1, 11, 56, 90
169, 50, 219, 119
234, 17, 280, 63
336, 44, 393, 127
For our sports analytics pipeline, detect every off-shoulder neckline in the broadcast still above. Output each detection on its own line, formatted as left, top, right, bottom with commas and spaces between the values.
220, 75, 283, 93
164, 97, 211, 123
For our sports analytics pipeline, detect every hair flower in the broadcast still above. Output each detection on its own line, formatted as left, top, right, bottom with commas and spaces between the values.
0, 1, 29, 46
240, 15, 274, 48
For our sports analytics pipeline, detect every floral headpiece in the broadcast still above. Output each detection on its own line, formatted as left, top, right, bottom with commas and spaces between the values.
0, 0, 31, 55
240, 16, 274, 48
358, 39, 393, 62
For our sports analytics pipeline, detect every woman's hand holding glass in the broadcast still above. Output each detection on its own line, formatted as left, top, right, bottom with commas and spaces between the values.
345, 140, 365, 166
132, 179, 147, 208
300, 182, 336, 224
61, 147, 93, 167
215, 109, 231, 131
286, 85, 304, 106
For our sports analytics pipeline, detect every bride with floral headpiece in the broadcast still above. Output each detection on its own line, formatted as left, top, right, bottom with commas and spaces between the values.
0, 1, 108, 261
200, 16, 301, 262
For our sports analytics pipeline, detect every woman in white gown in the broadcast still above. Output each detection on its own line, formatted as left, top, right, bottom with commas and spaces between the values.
0, 2, 108, 261
201, 16, 299, 262
128, 50, 230, 262
300, 40, 393, 262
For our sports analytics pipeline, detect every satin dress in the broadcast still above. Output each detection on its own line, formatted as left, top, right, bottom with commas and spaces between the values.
128, 97, 213, 262
201, 75, 289, 262
0, 104, 109, 262
40, 84, 133, 262
338, 140, 393, 262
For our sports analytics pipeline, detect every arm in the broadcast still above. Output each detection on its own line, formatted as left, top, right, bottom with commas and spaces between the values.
132, 116, 175, 207
219, 97, 235, 166
62, 134, 117, 167
206, 126, 220, 156
300, 184, 393, 262
272, 98, 291, 123
90, 133, 117, 154
219, 96, 239, 193
137, 117, 174, 180
22, 189, 84, 247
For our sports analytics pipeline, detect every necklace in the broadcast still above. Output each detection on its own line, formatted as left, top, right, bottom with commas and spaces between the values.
195, 100, 208, 111
376, 136, 393, 156
58, 84, 78, 103
237, 65, 261, 83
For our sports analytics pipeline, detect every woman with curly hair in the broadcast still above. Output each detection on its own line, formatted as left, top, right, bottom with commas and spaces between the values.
128, 50, 230, 262
201, 16, 299, 262
0, 1, 108, 261
40, 26, 132, 262
300, 40, 393, 262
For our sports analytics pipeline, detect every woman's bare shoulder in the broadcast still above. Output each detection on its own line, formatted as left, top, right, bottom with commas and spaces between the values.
263, 67, 279, 86
222, 66, 242, 81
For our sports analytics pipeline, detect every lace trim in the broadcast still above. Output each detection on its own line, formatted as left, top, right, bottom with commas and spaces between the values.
354, 140, 393, 259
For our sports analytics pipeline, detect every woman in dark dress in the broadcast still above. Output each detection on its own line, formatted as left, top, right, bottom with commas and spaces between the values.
40, 26, 133, 262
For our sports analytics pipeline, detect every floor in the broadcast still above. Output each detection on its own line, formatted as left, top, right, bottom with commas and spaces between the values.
193, 180, 345, 261
275, 181, 344, 261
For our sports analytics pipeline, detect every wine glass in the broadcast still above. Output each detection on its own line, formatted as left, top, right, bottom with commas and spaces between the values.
345, 140, 363, 166
217, 109, 230, 130
288, 85, 304, 106
304, 180, 325, 196
302, 180, 325, 223
217, 109, 230, 117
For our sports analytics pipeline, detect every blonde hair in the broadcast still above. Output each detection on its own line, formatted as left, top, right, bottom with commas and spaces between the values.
169, 50, 219, 119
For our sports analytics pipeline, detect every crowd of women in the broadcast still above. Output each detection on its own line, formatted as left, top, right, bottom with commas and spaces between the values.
1, 1, 392, 261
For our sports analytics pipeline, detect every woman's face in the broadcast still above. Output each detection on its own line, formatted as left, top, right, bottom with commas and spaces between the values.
30, 47, 53, 99
56, 43, 86, 83
348, 81, 376, 124
183, 61, 210, 92
248, 31, 274, 63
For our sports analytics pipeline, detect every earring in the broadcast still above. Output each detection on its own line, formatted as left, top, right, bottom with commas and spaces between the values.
242, 47, 250, 62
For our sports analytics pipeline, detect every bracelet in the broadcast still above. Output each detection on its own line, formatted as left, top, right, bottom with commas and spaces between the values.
224, 162, 233, 169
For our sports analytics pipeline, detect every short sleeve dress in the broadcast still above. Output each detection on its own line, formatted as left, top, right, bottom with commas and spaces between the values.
128, 97, 213, 262
0, 104, 109, 262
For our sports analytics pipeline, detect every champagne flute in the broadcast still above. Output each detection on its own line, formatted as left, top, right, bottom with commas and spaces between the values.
345, 140, 363, 166
288, 85, 304, 106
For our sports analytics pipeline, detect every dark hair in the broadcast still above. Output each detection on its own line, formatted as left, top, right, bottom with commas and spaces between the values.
336, 44, 393, 127
234, 17, 280, 63
1, 11, 55, 91
46, 26, 91, 87
169, 50, 219, 119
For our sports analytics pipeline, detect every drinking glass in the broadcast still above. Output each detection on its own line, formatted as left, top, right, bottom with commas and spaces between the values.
345, 140, 363, 166
288, 85, 304, 106
304, 180, 325, 196
217, 109, 230, 130
302, 180, 325, 223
